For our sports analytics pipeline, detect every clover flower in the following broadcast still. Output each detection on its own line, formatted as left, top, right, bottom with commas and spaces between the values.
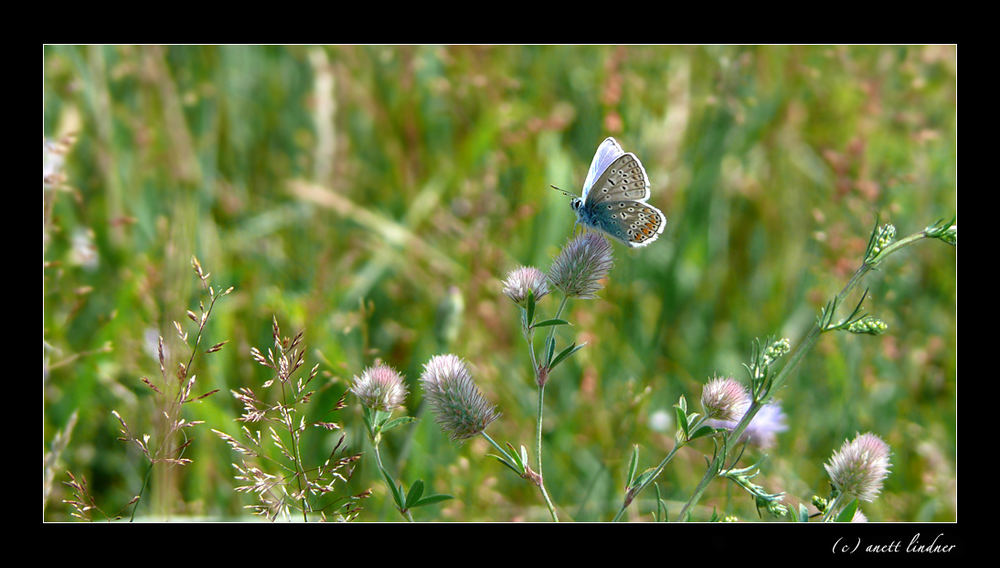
824, 432, 891, 503
420, 354, 500, 442
547, 232, 614, 299
350, 364, 408, 412
707, 401, 788, 449
701, 377, 751, 422
501, 266, 550, 306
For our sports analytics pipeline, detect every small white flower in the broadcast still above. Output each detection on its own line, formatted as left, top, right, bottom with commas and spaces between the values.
350, 364, 408, 412
700, 377, 751, 422
824, 432, 891, 503
501, 266, 550, 306
648, 409, 673, 433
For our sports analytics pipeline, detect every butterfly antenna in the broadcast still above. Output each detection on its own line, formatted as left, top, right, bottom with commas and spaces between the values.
550, 185, 574, 198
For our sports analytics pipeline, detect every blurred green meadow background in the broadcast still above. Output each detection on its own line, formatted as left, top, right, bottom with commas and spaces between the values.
42, 45, 956, 522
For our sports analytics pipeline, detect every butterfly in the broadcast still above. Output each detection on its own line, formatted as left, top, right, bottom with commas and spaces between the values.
560, 137, 667, 248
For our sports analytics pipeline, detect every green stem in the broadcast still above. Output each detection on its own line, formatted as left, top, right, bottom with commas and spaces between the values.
542, 295, 570, 371
129, 462, 153, 522
291, 431, 309, 523
371, 428, 413, 522
536, 382, 559, 522
480, 431, 508, 457
533, 294, 568, 522
280, 381, 309, 522
822, 493, 846, 522
611, 417, 702, 522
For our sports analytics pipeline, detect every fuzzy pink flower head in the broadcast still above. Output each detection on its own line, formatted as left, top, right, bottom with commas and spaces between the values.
547, 232, 614, 299
824, 432, 891, 503
501, 266, 550, 306
700, 377, 751, 422
420, 354, 500, 442
350, 364, 408, 412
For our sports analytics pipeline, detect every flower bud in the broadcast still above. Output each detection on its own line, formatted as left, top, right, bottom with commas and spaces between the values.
847, 315, 888, 335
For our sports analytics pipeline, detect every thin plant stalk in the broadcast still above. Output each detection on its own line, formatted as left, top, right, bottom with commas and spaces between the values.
128, 260, 227, 521
611, 416, 704, 522
371, 441, 414, 522
280, 380, 310, 522
535, 382, 559, 522
129, 464, 153, 522
821, 493, 847, 522
527, 293, 568, 522
675, 226, 943, 521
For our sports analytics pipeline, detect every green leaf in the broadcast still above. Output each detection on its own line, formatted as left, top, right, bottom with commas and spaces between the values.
505, 442, 525, 471
688, 425, 716, 441
412, 494, 453, 508
381, 416, 418, 433
654, 483, 668, 522
674, 406, 690, 438
532, 318, 570, 329
373, 409, 392, 429
797, 504, 810, 522
835, 499, 859, 522
626, 445, 640, 488
381, 468, 404, 509
631, 467, 658, 491
361, 406, 374, 432
549, 342, 586, 371
544, 337, 556, 367
487, 453, 522, 475
405, 479, 424, 508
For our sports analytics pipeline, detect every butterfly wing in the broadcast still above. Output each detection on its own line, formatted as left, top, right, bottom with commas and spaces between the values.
602, 200, 667, 247
581, 137, 625, 201
584, 152, 651, 206
580, 151, 666, 248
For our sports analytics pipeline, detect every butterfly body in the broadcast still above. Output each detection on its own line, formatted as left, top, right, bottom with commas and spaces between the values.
572, 137, 666, 248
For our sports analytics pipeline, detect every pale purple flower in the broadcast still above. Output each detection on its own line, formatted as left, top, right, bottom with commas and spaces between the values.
824, 432, 891, 503
700, 377, 751, 422
501, 266, 550, 306
547, 232, 614, 299
350, 364, 408, 412
420, 354, 500, 442
707, 401, 788, 449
